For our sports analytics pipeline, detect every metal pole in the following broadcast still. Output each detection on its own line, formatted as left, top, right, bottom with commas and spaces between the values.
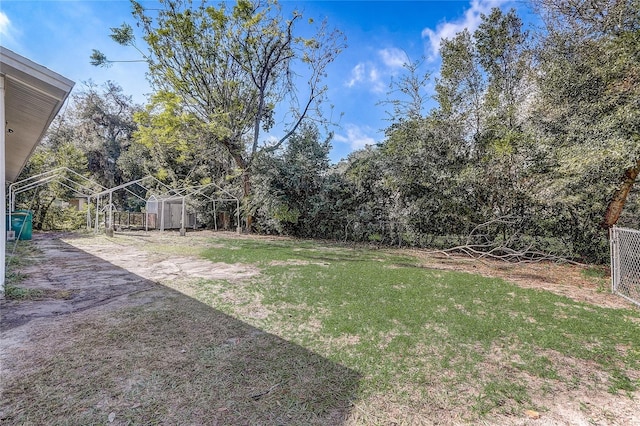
109, 191, 113, 229
95, 196, 100, 233
610, 226, 616, 294
7, 195, 12, 241
236, 200, 241, 234
160, 199, 165, 232
213, 201, 217, 231
86, 197, 91, 229
180, 196, 186, 236
9, 190, 14, 230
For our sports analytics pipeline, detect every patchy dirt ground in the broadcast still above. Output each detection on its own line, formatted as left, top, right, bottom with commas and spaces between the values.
1, 230, 638, 425
0, 232, 358, 425
405, 249, 629, 309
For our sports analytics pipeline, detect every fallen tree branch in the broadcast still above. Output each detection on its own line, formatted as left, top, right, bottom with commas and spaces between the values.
423, 244, 587, 266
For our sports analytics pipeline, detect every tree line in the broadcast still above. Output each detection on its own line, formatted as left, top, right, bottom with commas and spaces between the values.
17, 0, 639, 263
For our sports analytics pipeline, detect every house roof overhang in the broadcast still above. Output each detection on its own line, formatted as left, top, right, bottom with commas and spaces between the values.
1, 46, 75, 183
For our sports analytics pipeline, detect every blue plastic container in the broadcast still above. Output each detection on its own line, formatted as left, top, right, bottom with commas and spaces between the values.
10, 210, 33, 240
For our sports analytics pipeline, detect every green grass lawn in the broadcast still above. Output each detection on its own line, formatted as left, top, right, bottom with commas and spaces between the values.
189, 236, 640, 420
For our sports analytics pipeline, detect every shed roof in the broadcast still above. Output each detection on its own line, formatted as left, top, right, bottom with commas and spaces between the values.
1, 46, 75, 182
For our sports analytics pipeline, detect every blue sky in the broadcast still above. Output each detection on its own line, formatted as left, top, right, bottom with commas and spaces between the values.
0, 0, 531, 162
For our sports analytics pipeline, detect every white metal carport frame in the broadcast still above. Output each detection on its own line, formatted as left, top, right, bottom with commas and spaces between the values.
93, 176, 173, 234
8, 167, 106, 233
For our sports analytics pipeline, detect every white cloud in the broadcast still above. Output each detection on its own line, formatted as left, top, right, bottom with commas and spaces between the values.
421, 0, 507, 61
379, 48, 409, 70
346, 63, 366, 88
0, 11, 9, 34
346, 47, 413, 93
368, 67, 386, 93
334, 124, 377, 151
345, 62, 386, 93
261, 134, 280, 148
0, 11, 16, 44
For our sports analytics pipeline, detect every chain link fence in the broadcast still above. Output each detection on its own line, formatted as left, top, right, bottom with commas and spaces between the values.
610, 227, 640, 307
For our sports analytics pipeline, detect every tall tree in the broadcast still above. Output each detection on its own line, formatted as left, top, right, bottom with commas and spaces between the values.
432, 8, 534, 243
436, 29, 485, 142
132, 91, 236, 187
470, 8, 534, 237
534, 0, 640, 229
68, 81, 141, 188
93, 0, 345, 227
251, 123, 332, 236
474, 8, 528, 131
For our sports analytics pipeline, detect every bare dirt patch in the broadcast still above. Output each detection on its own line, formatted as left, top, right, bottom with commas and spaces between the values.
405, 249, 630, 309
66, 233, 260, 283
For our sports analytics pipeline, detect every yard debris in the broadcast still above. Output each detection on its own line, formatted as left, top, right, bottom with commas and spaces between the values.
250, 382, 282, 400
525, 409, 540, 419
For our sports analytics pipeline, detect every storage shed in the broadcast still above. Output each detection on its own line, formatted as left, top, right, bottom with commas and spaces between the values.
146, 195, 195, 231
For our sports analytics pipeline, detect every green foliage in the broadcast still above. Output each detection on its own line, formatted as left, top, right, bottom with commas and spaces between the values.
132, 91, 235, 186
436, 29, 484, 137
334, 3, 638, 262
529, 0, 640, 257
109, 23, 135, 45
14, 80, 146, 230
474, 8, 528, 127
4, 285, 44, 300
16, 143, 89, 230
89, 49, 108, 67
65, 80, 141, 189
99, 0, 345, 205
251, 123, 345, 237
40, 205, 88, 231
352, 7, 548, 255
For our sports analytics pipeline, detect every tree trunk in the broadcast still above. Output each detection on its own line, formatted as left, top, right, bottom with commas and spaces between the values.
601, 158, 640, 229
230, 152, 252, 233
36, 197, 56, 231
242, 170, 252, 232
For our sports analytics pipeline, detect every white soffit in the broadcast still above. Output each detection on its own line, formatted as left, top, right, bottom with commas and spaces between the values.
1, 46, 75, 182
